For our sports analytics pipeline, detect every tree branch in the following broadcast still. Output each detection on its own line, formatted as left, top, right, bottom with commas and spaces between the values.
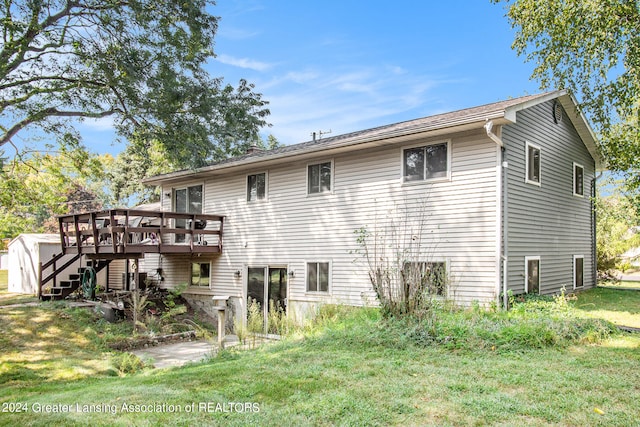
0, 107, 120, 147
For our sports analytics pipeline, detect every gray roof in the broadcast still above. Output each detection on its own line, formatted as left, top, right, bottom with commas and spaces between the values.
145, 90, 600, 185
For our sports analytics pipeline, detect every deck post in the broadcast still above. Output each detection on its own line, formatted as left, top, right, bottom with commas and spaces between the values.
37, 261, 43, 299
73, 214, 82, 255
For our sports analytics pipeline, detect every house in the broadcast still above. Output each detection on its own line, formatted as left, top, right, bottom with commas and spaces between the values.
50, 90, 600, 325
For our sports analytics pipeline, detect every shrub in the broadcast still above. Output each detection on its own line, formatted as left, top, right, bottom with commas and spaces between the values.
111, 352, 145, 375
404, 292, 617, 352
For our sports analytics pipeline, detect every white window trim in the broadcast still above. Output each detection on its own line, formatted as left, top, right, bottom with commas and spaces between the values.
172, 183, 205, 211
190, 261, 211, 288
172, 183, 205, 244
401, 140, 452, 185
573, 162, 584, 197
573, 255, 585, 290
246, 171, 268, 203
524, 256, 541, 294
306, 160, 334, 196
525, 141, 542, 187
304, 260, 332, 294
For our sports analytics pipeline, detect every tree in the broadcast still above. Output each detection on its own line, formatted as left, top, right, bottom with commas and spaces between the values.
596, 182, 640, 277
493, 0, 640, 209
0, 148, 109, 239
0, 0, 269, 167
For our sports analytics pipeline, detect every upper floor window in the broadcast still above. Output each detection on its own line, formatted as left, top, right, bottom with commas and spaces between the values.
308, 161, 332, 194
573, 163, 584, 197
247, 173, 266, 202
403, 141, 449, 182
174, 184, 203, 214
525, 142, 541, 185
174, 184, 202, 243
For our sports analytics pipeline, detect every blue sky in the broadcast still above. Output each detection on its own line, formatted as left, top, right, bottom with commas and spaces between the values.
24, 1, 543, 155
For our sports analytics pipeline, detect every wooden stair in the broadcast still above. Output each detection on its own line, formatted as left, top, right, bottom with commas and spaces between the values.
40, 258, 111, 301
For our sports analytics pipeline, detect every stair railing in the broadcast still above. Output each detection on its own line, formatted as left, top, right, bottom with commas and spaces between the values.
38, 252, 81, 299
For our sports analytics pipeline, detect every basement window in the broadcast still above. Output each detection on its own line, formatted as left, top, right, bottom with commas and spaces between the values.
191, 262, 211, 287
306, 262, 330, 292
525, 256, 540, 294
573, 256, 584, 289
402, 261, 447, 297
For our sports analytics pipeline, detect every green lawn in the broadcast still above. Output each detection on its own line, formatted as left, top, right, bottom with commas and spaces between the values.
574, 287, 640, 328
0, 290, 639, 426
0, 269, 40, 306
599, 280, 640, 290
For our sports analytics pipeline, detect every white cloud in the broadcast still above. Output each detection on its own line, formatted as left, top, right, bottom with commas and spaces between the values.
80, 116, 115, 132
217, 27, 260, 40
216, 54, 272, 71
258, 66, 452, 145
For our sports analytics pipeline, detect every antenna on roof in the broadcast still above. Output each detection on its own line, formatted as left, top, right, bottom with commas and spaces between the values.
311, 129, 332, 142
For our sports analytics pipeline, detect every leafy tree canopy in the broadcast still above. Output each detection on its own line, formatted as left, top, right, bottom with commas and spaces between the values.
494, 0, 640, 209
0, 0, 270, 168
0, 145, 110, 239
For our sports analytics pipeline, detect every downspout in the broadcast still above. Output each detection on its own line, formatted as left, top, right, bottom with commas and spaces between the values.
592, 172, 602, 286
484, 121, 508, 309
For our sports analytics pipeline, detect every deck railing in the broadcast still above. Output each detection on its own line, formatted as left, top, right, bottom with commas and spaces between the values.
57, 209, 224, 256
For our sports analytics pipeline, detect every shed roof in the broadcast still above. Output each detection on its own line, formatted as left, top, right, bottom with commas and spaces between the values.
8, 234, 61, 246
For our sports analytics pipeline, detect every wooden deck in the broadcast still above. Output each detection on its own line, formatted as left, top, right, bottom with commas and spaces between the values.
58, 209, 224, 259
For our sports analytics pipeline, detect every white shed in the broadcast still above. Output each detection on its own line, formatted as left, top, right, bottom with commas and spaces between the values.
7, 234, 80, 294
0, 251, 8, 269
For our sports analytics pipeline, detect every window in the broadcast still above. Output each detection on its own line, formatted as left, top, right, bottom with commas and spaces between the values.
308, 162, 332, 194
191, 262, 210, 287
403, 141, 449, 182
525, 256, 540, 294
573, 163, 584, 197
574, 256, 584, 289
174, 184, 203, 243
403, 261, 447, 296
247, 173, 266, 202
525, 142, 541, 185
307, 262, 329, 292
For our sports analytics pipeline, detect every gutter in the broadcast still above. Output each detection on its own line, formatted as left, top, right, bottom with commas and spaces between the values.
485, 120, 508, 309
144, 113, 510, 186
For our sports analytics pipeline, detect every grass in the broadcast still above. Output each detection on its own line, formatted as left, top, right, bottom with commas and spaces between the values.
0, 290, 639, 426
573, 287, 640, 328
0, 269, 39, 306
599, 280, 640, 290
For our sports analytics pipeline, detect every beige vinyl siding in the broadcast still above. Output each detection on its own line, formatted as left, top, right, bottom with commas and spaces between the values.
161, 129, 500, 311
503, 100, 595, 294
107, 259, 125, 290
